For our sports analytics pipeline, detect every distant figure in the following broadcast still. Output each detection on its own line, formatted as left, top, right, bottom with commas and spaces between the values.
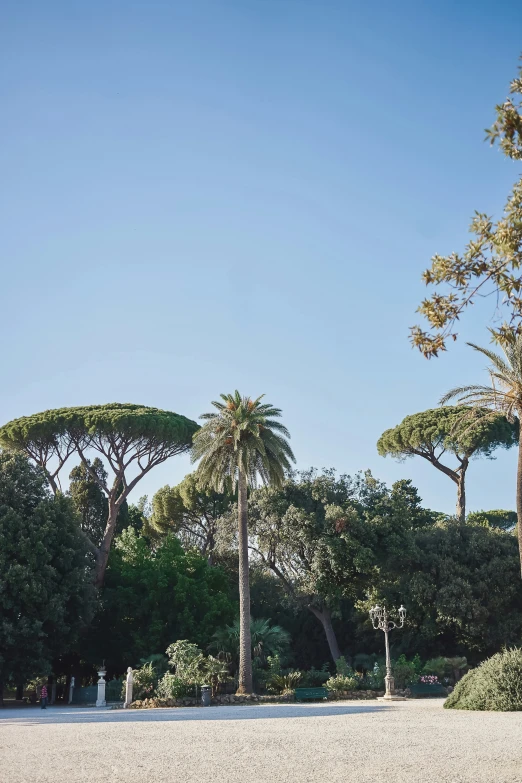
40, 684, 48, 709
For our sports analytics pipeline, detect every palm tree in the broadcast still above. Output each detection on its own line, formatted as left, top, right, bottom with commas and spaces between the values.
440, 336, 522, 575
191, 392, 295, 693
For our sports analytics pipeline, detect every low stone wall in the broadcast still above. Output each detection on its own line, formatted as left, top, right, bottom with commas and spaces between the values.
129, 689, 391, 709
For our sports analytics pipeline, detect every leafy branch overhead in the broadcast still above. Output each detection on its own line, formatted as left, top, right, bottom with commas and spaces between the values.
411, 59, 522, 357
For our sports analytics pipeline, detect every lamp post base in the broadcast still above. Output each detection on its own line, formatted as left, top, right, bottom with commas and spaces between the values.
377, 695, 407, 701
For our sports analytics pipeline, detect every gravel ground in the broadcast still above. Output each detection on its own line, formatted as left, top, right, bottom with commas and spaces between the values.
2, 698, 522, 783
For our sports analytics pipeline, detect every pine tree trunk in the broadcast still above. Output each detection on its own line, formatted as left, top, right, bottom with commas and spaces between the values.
236, 469, 253, 694
456, 463, 467, 522
517, 425, 522, 578
310, 606, 341, 663
94, 498, 119, 588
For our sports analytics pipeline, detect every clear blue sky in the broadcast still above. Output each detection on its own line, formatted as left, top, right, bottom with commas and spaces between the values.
2, 0, 522, 513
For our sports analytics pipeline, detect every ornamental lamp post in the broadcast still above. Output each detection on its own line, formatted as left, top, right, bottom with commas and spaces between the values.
369, 604, 407, 701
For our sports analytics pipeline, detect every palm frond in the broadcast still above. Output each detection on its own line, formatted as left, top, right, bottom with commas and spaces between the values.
441, 340, 522, 427
192, 391, 295, 492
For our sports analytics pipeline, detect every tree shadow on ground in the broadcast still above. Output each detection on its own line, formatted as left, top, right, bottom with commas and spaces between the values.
0, 701, 391, 726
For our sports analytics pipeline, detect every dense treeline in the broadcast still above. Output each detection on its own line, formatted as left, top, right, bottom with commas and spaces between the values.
7, 456, 522, 689
1, 448, 521, 693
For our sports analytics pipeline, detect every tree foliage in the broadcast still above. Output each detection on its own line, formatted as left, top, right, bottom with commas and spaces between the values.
411, 58, 522, 357
377, 406, 516, 519
82, 528, 235, 672
0, 452, 94, 690
151, 473, 233, 561
0, 403, 199, 586
68, 458, 110, 548
191, 393, 295, 493
377, 407, 516, 462
247, 469, 433, 661
466, 509, 517, 531
376, 519, 522, 660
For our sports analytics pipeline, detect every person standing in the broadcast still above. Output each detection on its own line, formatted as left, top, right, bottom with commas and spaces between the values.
40, 684, 48, 709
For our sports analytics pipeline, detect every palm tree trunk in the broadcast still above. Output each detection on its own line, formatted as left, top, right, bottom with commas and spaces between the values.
236, 469, 253, 694
517, 425, 522, 578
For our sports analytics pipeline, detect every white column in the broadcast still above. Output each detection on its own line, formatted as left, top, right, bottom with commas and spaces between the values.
96, 670, 106, 707
68, 676, 75, 705
124, 667, 133, 708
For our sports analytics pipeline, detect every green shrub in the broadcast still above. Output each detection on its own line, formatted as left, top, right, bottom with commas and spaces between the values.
411, 654, 423, 675
268, 671, 302, 694
358, 662, 385, 690
139, 653, 169, 677
125, 662, 157, 701
335, 656, 351, 676
266, 655, 282, 677
300, 664, 331, 688
156, 673, 191, 700
392, 655, 419, 689
166, 640, 205, 683
204, 655, 232, 695
325, 673, 359, 692
325, 656, 359, 691
445, 648, 522, 711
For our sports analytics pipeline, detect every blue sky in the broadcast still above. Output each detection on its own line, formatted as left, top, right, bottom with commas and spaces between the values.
2, 0, 522, 513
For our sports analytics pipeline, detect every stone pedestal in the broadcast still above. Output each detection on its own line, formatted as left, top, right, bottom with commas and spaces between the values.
96, 670, 106, 707
377, 673, 407, 701
124, 667, 133, 708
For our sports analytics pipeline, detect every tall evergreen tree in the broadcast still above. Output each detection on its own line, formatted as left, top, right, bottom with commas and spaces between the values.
0, 452, 94, 698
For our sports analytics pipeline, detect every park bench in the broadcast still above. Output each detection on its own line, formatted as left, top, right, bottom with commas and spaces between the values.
294, 687, 328, 701
408, 683, 447, 698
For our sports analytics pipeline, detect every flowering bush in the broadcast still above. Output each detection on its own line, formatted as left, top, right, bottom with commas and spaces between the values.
325, 674, 359, 692
166, 640, 205, 683
156, 673, 191, 700
420, 675, 439, 685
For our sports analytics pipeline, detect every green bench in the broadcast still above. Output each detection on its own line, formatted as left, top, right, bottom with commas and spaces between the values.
409, 683, 447, 698
294, 687, 328, 701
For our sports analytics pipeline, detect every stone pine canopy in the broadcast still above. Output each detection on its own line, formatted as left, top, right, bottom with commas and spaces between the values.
0, 403, 200, 587
377, 406, 517, 460
0, 402, 200, 455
